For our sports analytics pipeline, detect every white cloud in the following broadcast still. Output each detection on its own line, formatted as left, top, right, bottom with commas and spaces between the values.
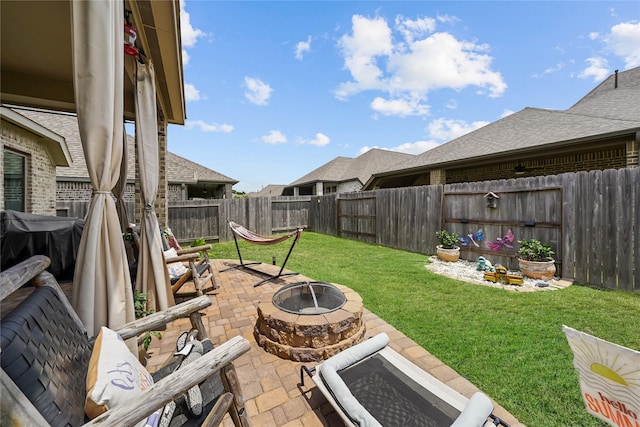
185, 120, 233, 133
359, 140, 439, 155
335, 14, 506, 116
180, 1, 206, 48
578, 57, 610, 81
395, 15, 436, 44
389, 32, 505, 96
307, 133, 330, 147
261, 130, 287, 144
542, 62, 566, 76
184, 83, 201, 102
436, 14, 460, 25
182, 49, 190, 66
370, 96, 429, 117
588, 32, 600, 41
500, 109, 516, 118
295, 36, 312, 60
358, 145, 377, 155
390, 140, 440, 154
427, 118, 489, 141
335, 15, 394, 99
445, 99, 458, 110
604, 22, 640, 68
244, 77, 273, 106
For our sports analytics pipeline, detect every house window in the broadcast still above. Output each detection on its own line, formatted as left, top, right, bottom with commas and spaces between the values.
324, 185, 337, 194
4, 150, 26, 212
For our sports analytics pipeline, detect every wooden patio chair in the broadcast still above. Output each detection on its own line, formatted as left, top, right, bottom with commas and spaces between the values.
127, 226, 217, 298
0, 255, 251, 427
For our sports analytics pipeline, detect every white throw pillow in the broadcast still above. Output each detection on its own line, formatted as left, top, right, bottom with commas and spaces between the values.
85, 327, 160, 426
164, 248, 189, 279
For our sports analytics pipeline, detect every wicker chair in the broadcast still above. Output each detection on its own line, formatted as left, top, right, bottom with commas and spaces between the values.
0, 255, 250, 427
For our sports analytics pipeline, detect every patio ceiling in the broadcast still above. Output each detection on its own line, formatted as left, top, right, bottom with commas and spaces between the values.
0, 0, 185, 125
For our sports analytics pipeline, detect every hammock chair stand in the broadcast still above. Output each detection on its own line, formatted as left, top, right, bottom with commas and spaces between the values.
220, 221, 304, 287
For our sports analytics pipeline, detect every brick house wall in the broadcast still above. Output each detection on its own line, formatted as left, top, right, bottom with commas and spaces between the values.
56, 181, 136, 203
1, 121, 57, 215
56, 181, 93, 201
627, 139, 639, 167
55, 181, 136, 220
168, 183, 183, 202
446, 142, 631, 184
157, 120, 168, 228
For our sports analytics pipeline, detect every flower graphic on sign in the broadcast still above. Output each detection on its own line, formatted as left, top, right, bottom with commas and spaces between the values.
564, 326, 640, 427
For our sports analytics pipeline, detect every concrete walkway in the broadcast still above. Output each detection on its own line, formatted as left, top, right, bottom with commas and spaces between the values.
145, 259, 524, 427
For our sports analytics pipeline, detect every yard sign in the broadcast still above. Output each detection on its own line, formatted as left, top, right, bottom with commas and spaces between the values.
563, 325, 640, 427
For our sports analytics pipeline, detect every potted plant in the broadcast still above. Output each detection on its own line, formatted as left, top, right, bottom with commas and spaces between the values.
435, 230, 460, 262
516, 238, 556, 280
133, 290, 162, 365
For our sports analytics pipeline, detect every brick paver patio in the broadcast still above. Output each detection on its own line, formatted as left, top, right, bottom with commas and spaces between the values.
145, 259, 524, 427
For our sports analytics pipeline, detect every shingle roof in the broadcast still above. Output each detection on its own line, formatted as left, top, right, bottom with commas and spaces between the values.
565, 88, 639, 121
572, 66, 640, 106
289, 157, 352, 186
9, 107, 236, 184
166, 152, 236, 184
288, 148, 414, 186
378, 67, 640, 174
12, 108, 92, 179
246, 184, 286, 197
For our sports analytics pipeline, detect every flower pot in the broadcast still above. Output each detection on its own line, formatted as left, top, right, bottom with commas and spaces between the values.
518, 258, 556, 280
138, 345, 147, 366
436, 245, 460, 262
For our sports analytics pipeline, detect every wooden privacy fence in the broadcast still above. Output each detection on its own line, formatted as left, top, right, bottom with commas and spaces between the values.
309, 169, 637, 291
58, 168, 638, 291
164, 168, 640, 291
308, 186, 443, 254
442, 185, 563, 272
57, 200, 135, 224
167, 196, 311, 244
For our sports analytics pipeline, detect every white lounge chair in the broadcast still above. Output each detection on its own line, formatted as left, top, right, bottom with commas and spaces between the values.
301, 333, 509, 427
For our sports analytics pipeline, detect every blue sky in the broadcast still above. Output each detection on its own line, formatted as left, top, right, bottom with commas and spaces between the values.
168, 1, 640, 193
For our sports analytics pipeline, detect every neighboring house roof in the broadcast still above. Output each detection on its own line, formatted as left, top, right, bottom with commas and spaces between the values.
11, 107, 101, 179
1, 106, 71, 167
166, 152, 236, 184
573, 67, 640, 107
288, 148, 414, 187
369, 67, 640, 180
10, 107, 236, 184
247, 184, 287, 198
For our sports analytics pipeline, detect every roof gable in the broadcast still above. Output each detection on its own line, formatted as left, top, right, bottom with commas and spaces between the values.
247, 184, 286, 197
565, 88, 640, 121
571, 67, 640, 107
10, 107, 235, 184
289, 149, 414, 187
166, 152, 236, 184
389, 107, 639, 172
289, 157, 353, 186
1, 106, 71, 167
348, 149, 414, 184
380, 67, 640, 174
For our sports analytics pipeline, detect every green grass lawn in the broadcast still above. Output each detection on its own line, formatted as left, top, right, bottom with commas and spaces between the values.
209, 231, 640, 427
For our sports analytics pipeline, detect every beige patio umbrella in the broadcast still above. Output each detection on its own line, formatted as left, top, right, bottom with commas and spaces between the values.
134, 61, 175, 311
71, 0, 136, 351
113, 128, 130, 232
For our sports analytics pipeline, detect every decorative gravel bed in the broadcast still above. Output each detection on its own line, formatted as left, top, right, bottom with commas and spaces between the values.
425, 256, 568, 292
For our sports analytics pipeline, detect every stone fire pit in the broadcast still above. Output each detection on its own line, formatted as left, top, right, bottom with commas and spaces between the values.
254, 282, 365, 362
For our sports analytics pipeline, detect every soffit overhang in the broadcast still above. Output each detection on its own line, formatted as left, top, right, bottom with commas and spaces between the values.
1, 0, 185, 125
